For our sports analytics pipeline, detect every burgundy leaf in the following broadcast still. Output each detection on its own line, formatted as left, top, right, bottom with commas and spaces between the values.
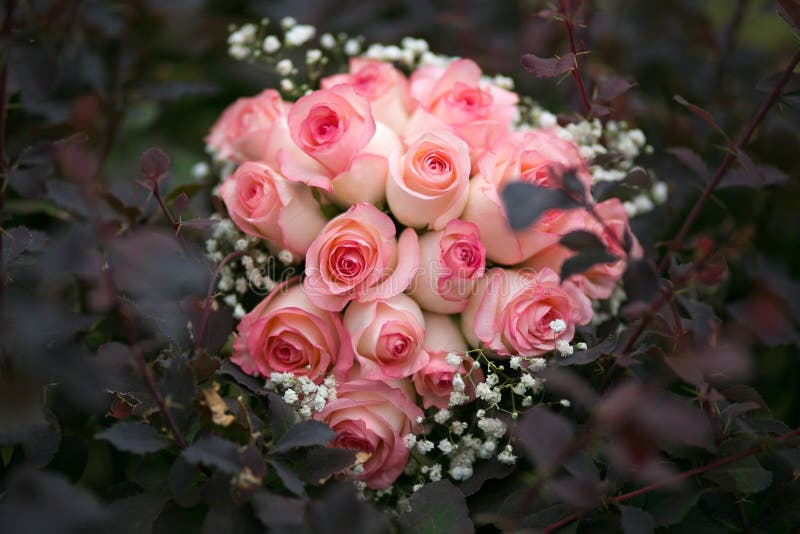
673, 95, 731, 143
521, 52, 575, 79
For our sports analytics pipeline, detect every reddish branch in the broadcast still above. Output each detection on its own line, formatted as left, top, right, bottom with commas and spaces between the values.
542, 427, 800, 532
656, 48, 800, 276
559, 0, 592, 116
193, 250, 245, 354
0, 0, 18, 304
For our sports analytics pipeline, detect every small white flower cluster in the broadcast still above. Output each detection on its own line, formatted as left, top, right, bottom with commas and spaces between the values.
362, 37, 440, 69
516, 104, 666, 217
204, 215, 280, 318
266, 372, 338, 418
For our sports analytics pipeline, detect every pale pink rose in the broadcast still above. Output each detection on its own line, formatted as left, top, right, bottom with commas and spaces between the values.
407, 59, 518, 160
409, 220, 486, 314
460, 130, 592, 265
412, 312, 484, 409
218, 161, 327, 257
322, 58, 412, 134
386, 130, 471, 229
461, 267, 593, 357
315, 379, 422, 489
523, 198, 644, 299
279, 86, 400, 206
343, 294, 430, 380
231, 281, 354, 383
206, 89, 289, 163
303, 202, 420, 311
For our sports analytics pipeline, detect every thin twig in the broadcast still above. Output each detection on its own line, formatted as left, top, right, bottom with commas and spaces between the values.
542, 427, 800, 532
193, 250, 245, 354
559, 0, 592, 116
657, 49, 800, 276
152, 182, 184, 242
0, 0, 18, 305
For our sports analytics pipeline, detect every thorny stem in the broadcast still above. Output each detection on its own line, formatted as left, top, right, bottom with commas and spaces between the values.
656, 48, 800, 276
115, 291, 188, 449
559, 0, 592, 116
0, 0, 17, 305
542, 427, 800, 532
152, 182, 184, 242
193, 250, 245, 355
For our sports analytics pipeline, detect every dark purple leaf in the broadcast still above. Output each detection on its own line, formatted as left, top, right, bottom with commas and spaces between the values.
272, 420, 336, 454
517, 406, 574, 468
397, 480, 474, 534
521, 52, 575, 78
558, 337, 617, 366
595, 76, 635, 103
169, 456, 203, 507
107, 492, 170, 534
96, 421, 171, 454
140, 148, 170, 184
673, 95, 731, 143
268, 392, 301, 441
560, 230, 607, 252
268, 459, 307, 497
217, 360, 268, 395
667, 147, 710, 181
251, 492, 306, 530
549, 476, 604, 509
777, 0, 800, 29
704, 455, 772, 494
458, 458, 515, 496
182, 435, 242, 475
173, 193, 190, 218
623, 260, 659, 303
291, 447, 356, 484
623, 167, 652, 188
620, 505, 654, 534
719, 163, 789, 188
541, 367, 599, 408
501, 182, 578, 230
309, 483, 391, 534
561, 248, 618, 282
648, 486, 704, 527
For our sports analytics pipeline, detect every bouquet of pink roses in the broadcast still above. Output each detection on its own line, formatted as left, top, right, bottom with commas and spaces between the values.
204, 19, 661, 497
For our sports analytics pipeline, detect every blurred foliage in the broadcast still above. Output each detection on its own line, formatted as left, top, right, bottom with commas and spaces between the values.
1, 0, 800, 533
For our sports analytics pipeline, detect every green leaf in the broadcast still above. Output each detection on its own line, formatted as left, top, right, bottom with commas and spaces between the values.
648, 487, 705, 527
398, 480, 474, 534
96, 422, 171, 454
704, 455, 773, 494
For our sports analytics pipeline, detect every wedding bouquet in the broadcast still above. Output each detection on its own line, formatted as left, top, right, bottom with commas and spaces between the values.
204, 17, 663, 499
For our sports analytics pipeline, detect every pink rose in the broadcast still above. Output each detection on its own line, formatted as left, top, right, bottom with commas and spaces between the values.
322, 58, 412, 134
206, 89, 289, 163
315, 379, 422, 489
523, 198, 643, 299
219, 161, 327, 257
231, 282, 354, 383
407, 59, 518, 159
343, 294, 430, 380
461, 267, 593, 357
460, 130, 592, 265
303, 202, 420, 311
386, 130, 471, 229
409, 219, 486, 314
412, 313, 484, 409
277, 86, 400, 206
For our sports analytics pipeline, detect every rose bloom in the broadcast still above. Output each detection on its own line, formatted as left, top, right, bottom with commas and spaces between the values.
343, 294, 430, 380
219, 161, 327, 257
273, 85, 400, 206
409, 219, 486, 314
303, 202, 419, 311
460, 130, 592, 265
315, 379, 422, 489
386, 130, 471, 230
523, 198, 644, 299
413, 312, 483, 409
206, 89, 289, 163
321, 58, 412, 134
461, 267, 593, 357
231, 282, 353, 383
407, 58, 518, 160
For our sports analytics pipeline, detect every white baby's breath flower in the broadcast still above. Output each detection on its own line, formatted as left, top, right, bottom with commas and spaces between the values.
434, 409, 452, 424
402, 433, 417, 448
451, 421, 467, 435
277, 249, 294, 265
306, 49, 322, 64
415, 416, 424, 424
560, 399, 571, 407
498, 446, 517, 465
280, 79, 295, 92
283, 389, 299, 405
549, 319, 567, 333
478, 440, 497, 459
428, 463, 442, 482
416, 440, 435, 454
451, 374, 465, 392
449, 464, 473, 481
522, 396, 533, 407
575, 342, 588, 351
485, 373, 499, 386
285, 24, 315, 46
280, 16, 297, 29
276, 59, 293, 76
320, 33, 336, 49
445, 352, 462, 367
475, 383, 501, 404
520, 374, 536, 390
412, 483, 423, 492
449, 391, 468, 406
191, 161, 209, 179
262, 35, 281, 53
509, 356, 522, 370
477, 417, 506, 439
344, 38, 361, 56
652, 181, 668, 204
437, 439, 453, 454
529, 358, 547, 372
556, 338, 574, 357
228, 45, 249, 60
